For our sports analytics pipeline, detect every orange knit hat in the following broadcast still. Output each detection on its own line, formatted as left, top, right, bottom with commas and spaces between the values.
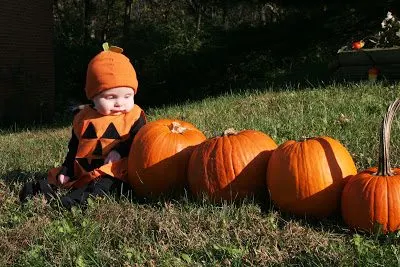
85, 44, 138, 99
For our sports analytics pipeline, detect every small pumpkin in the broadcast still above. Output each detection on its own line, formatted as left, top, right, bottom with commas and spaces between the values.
188, 129, 277, 203
342, 98, 400, 233
267, 136, 357, 218
352, 40, 365, 50
368, 67, 379, 82
127, 119, 206, 198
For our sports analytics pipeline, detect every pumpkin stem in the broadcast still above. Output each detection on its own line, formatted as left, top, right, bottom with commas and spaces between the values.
222, 128, 238, 136
300, 136, 313, 142
376, 98, 400, 176
170, 121, 186, 134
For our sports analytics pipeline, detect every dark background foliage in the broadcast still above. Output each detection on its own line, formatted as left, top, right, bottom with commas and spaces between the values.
53, 0, 400, 110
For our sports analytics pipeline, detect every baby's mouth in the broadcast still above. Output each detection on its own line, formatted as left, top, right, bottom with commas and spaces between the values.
111, 109, 125, 113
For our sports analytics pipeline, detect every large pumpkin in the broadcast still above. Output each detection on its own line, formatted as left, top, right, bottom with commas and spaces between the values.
342, 98, 400, 233
127, 119, 206, 198
267, 136, 357, 218
188, 129, 277, 203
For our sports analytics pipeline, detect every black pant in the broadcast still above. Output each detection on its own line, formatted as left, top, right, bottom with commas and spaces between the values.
19, 176, 131, 209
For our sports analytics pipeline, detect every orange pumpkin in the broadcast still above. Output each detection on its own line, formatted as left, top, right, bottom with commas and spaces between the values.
127, 119, 206, 198
188, 129, 277, 203
342, 98, 400, 233
267, 136, 357, 218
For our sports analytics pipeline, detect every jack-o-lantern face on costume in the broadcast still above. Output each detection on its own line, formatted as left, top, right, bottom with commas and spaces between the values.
73, 105, 143, 172
92, 87, 135, 116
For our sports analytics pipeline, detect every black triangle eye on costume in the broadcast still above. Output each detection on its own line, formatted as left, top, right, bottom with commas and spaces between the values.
76, 158, 104, 172
101, 123, 121, 139
82, 122, 97, 139
76, 158, 91, 171
82, 122, 121, 140
80, 122, 121, 157
92, 140, 103, 156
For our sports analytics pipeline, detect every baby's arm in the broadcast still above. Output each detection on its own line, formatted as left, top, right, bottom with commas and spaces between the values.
58, 129, 79, 183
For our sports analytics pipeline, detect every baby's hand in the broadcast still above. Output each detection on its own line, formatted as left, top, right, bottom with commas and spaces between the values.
58, 174, 70, 184
104, 150, 121, 164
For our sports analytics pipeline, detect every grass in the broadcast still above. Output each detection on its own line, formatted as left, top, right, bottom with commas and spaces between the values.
2, 82, 400, 266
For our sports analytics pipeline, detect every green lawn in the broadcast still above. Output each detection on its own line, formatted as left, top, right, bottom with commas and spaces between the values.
1, 82, 400, 266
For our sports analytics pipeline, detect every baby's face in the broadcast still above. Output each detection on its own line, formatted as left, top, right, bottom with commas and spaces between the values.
92, 87, 135, 116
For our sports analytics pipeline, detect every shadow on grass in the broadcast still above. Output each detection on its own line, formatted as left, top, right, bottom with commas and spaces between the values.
136, 58, 400, 111
275, 207, 351, 235
121, 183, 272, 214
0, 169, 356, 238
2, 75, 397, 134
282, 248, 352, 266
268, 203, 400, 243
0, 109, 75, 133
0, 169, 48, 191
0, 168, 361, 240
263, 190, 353, 237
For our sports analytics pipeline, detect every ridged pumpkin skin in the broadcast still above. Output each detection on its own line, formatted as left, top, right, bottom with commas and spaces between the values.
267, 136, 357, 218
341, 98, 400, 233
188, 130, 278, 202
127, 119, 206, 198
342, 168, 400, 233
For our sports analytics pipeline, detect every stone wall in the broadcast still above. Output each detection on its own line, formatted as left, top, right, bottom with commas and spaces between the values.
0, 1, 54, 124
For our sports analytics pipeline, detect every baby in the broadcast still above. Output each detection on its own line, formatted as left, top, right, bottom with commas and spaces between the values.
20, 44, 146, 209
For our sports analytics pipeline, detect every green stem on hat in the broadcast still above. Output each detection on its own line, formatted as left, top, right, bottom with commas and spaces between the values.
102, 42, 110, 51
102, 42, 123, 53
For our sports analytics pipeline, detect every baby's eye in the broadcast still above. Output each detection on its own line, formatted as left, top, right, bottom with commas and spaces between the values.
124, 94, 132, 99
105, 95, 115, 100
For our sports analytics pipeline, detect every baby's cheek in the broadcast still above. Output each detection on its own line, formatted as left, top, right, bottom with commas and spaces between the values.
126, 99, 134, 110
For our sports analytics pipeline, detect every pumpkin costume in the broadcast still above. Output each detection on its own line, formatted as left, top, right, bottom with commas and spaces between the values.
20, 43, 147, 208
48, 104, 145, 188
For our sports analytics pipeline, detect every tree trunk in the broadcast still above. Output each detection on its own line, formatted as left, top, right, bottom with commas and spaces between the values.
100, 0, 114, 42
223, 1, 230, 30
123, 0, 133, 45
84, 0, 92, 43
196, 5, 202, 32
260, 3, 267, 26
